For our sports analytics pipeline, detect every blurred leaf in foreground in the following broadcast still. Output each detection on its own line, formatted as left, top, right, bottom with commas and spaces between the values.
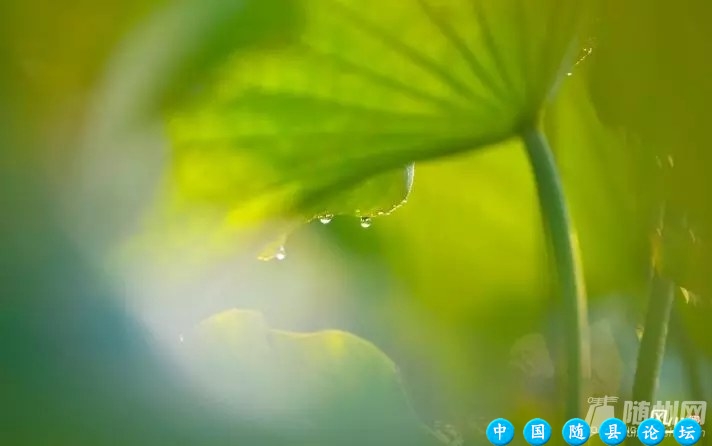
72, 0, 301, 255
179, 309, 441, 445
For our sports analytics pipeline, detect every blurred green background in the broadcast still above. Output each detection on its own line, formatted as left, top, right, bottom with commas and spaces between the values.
1, 0, 711, 445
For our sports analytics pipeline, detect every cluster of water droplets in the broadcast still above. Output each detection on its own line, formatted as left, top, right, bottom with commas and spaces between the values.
262, 213, 379, 262
316, 213, 374, 229
260, 163, 415, 262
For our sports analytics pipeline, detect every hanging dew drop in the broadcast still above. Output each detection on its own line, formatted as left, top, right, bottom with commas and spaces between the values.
360, 217, 372, 228
257, 238, 288, 262
319, 214, 333, 224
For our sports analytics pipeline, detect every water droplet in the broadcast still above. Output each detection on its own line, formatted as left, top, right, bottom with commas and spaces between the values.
179, 334, 184, 343
275, 246, 287, 260
360, 217, 372, 228
566, 72, 573, 77
667, 155, 675, 167
319, 214, 333, 224
257, 238, 289, 262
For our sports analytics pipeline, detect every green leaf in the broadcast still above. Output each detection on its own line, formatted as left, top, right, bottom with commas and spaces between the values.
157, 0, 591, 239
257, 163, 414, 259
179, 309, 441, 445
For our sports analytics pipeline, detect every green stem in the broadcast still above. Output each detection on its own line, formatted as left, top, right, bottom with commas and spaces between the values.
632, 272, 675, 402
522, 126, 590, 419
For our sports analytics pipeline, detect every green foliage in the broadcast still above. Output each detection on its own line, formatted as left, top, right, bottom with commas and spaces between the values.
152, 0, 595, 419
2, 0, 712, 444
180, 309, 440, 444
163, 0, 589, 226
589, 0, 712, 299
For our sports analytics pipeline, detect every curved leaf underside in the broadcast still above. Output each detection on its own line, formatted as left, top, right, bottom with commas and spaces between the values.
164, 0, 589, 229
